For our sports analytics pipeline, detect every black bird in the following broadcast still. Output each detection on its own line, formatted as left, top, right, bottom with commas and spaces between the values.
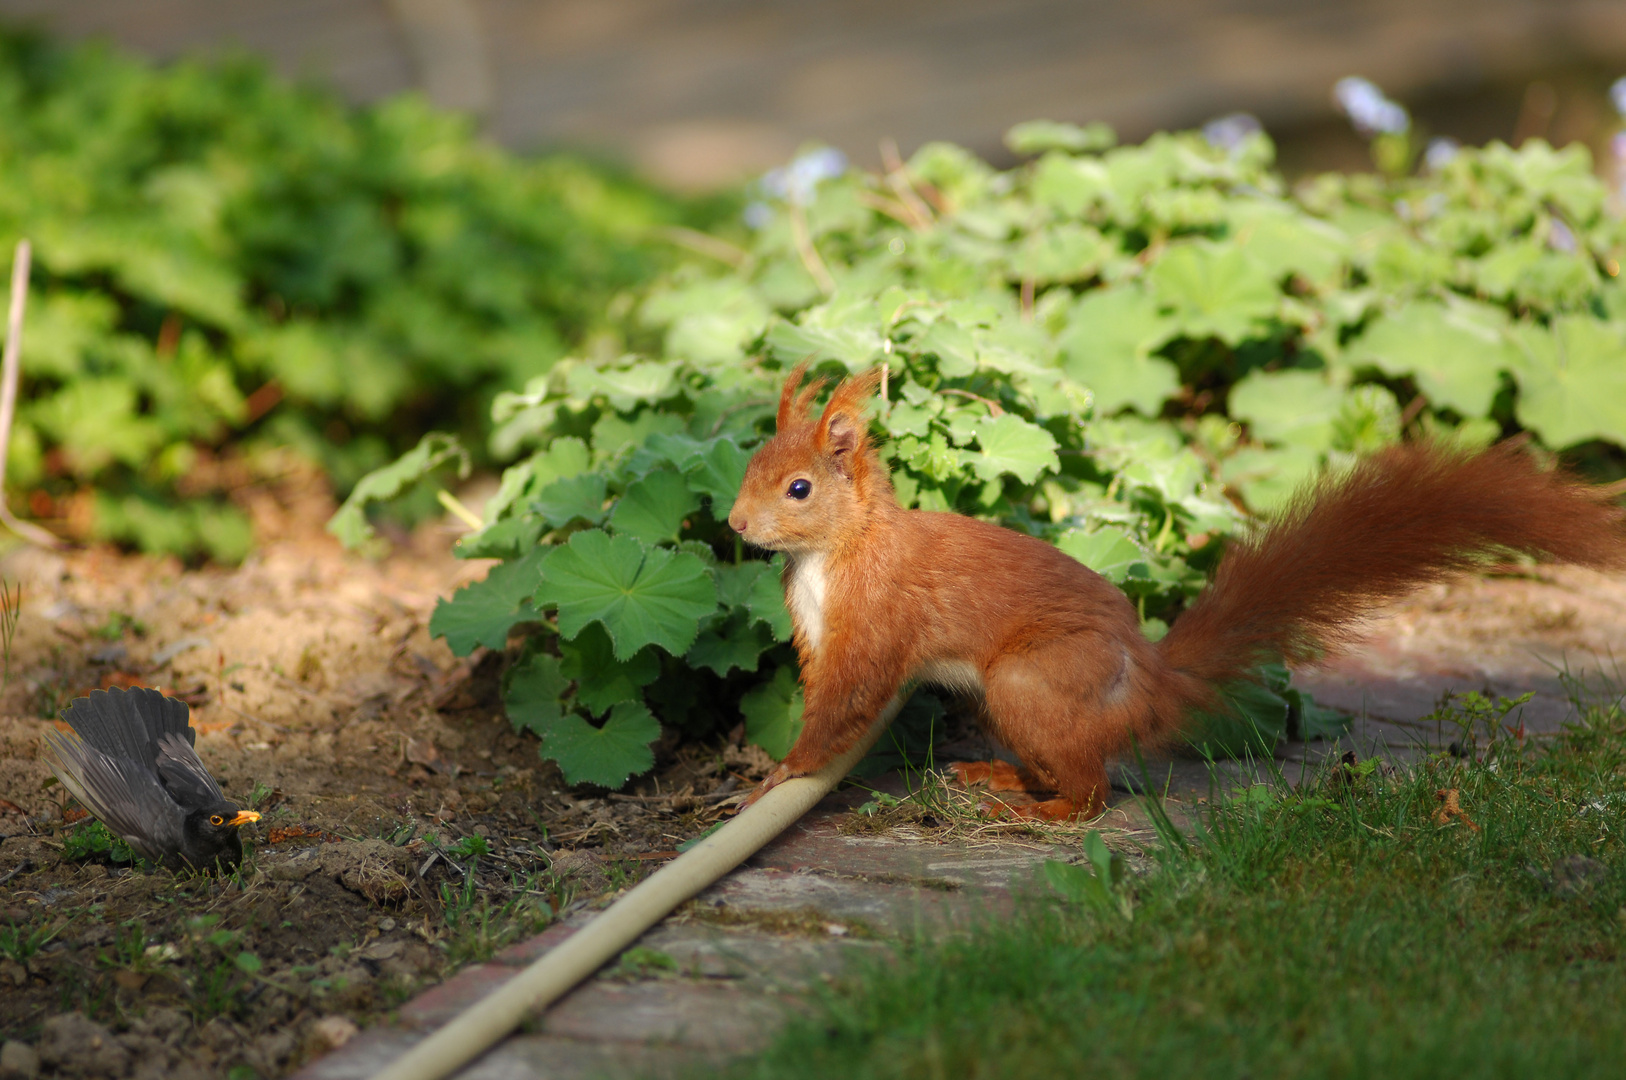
42, 687, 260, 872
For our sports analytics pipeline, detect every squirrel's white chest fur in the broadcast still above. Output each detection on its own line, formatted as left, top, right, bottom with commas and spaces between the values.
786, 552, 828, 652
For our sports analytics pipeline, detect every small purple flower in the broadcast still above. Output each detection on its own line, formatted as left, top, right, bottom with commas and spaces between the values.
1202, 113, 1262, 154
1548, 217, 1577, 254
1333, 77, 1410, 137
1610, 76, 1626, 119
760, 147, 849, 206
742, 201, 775, 230
1424, 137, 1459, 171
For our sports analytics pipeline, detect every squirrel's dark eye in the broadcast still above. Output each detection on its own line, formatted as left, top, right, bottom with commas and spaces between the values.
209, 815, 224, 826
787, 479, 811, 500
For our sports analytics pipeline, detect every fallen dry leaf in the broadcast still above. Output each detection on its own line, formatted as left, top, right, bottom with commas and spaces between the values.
1434, 788, 1481, 832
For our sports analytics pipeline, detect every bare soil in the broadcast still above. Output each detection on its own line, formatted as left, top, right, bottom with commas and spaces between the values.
0, 470, 767, 1079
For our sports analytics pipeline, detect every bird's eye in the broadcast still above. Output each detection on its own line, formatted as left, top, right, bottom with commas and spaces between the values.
209, 815, 224, 826
787, 479, 811, 500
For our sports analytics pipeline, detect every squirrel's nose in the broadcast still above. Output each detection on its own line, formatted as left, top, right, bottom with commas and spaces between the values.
728, 512, 748, 535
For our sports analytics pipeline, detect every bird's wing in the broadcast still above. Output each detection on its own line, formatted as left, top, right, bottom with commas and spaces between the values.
59, 687, 195, 765
154, 731, 226, 806
42, 727, 186, 862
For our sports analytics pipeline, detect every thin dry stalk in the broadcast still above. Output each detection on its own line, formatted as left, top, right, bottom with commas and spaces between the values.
0, 240, 65, 549
879, 137, 934, 229
789, 201, 836, 295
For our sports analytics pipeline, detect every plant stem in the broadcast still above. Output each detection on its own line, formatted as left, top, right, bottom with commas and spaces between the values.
0, 240, 64, 549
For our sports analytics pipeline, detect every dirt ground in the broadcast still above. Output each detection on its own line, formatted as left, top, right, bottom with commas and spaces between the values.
0, 468, 775, 1080
1, 464, 1624, 1080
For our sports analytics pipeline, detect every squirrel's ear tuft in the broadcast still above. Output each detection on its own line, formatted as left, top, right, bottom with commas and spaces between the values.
816, 369, 883, 475
777, 361, 827, 432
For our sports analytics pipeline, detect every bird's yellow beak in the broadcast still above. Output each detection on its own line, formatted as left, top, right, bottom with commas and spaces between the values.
226, 810, 262, 827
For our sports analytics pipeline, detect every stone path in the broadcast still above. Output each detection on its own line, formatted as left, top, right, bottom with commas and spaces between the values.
292, 781, 1109, 1080
298, 567, 1626, 1080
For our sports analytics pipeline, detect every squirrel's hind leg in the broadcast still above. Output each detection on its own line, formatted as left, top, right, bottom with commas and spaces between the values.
947, 759, 1043, 792
976, 634, 1143, 818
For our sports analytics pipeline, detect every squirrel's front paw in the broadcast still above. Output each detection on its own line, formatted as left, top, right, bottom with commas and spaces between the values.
739, 763, 797, 810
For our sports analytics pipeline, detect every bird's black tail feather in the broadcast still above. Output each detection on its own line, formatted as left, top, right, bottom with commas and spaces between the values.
59, 687, 193, 765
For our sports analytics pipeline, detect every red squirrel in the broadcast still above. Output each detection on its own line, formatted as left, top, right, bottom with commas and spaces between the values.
727, 365, 1626, 819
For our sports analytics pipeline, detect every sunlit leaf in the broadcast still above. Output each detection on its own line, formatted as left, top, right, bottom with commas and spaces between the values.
536, 530, 717, 660
328, 433, 470, 549
429, 548, 545, 656
967, 413, 1060, 484
1059, 287, 1179, 416
608, 468, 701, 545
1510, 317, 1626, 449
1148, 241, 1280, 344
1347, 300, 1519, 418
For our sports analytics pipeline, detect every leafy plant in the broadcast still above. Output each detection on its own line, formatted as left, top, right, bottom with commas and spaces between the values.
358, 105, 1626, 789
1043, 831, 1133, 920
61, 819, 136, 864
0, 29, 699, 561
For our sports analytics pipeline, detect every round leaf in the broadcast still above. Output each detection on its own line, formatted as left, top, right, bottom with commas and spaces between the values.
608, 468, 701, 545
536, 529, 717, 660
542, 702, 660, 788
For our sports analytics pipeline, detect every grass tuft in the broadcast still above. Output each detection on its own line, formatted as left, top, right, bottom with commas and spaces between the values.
719, 689, 1626, 1079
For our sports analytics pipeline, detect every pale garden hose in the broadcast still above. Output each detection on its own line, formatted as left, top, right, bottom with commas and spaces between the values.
366, 696, 903, 1080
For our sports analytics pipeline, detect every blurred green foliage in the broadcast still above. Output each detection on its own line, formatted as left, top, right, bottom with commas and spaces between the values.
399, 116, 1626, 786
0, 29, 700, 561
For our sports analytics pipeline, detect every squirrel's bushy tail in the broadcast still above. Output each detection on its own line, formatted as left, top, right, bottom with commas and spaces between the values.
1151, 440, 1626, 726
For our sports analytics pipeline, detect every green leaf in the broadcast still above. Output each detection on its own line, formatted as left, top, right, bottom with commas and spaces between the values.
504, 652, 569, 737
1148, 242, 1280, 345
1009, 225, 1113, 284
765, 321, 885, 372
643, 278, 772, 366
327, 434, 471, 549
542, 702, 660, 788
534, 473, 608, 529
1031, 154, 1113, 217
1510, 317, 1626, 449
1284, 687, 1351, 741
1228, 201, 1350, 292
1005, 120, 1116, 155
680, 438, 753, 519
1220, 445, 1323, 513
1184, 673, 1291, 757
559, 623, 660, 713
687, 610, 775, 676
716, 559, 793, 642
608, 468, 701, 545
1056, 528, 1145, 584
967, 413, 1060, 484
234, 951, 263, 975
455, 515, 544, 561
1228, 369, 1347, 450
1348, 300, 1518, 418
1059, 287, 1179, 416
593, 410, 687, 463
1043, 833, 1130, 919
536, 530, 718, 660
429, 548, 545, 656
739, 665, 804, 760
473, 437, 591, 533
566, 361, 682, 412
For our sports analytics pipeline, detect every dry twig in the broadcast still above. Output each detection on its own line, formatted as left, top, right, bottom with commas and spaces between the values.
0, 240, 65, 549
